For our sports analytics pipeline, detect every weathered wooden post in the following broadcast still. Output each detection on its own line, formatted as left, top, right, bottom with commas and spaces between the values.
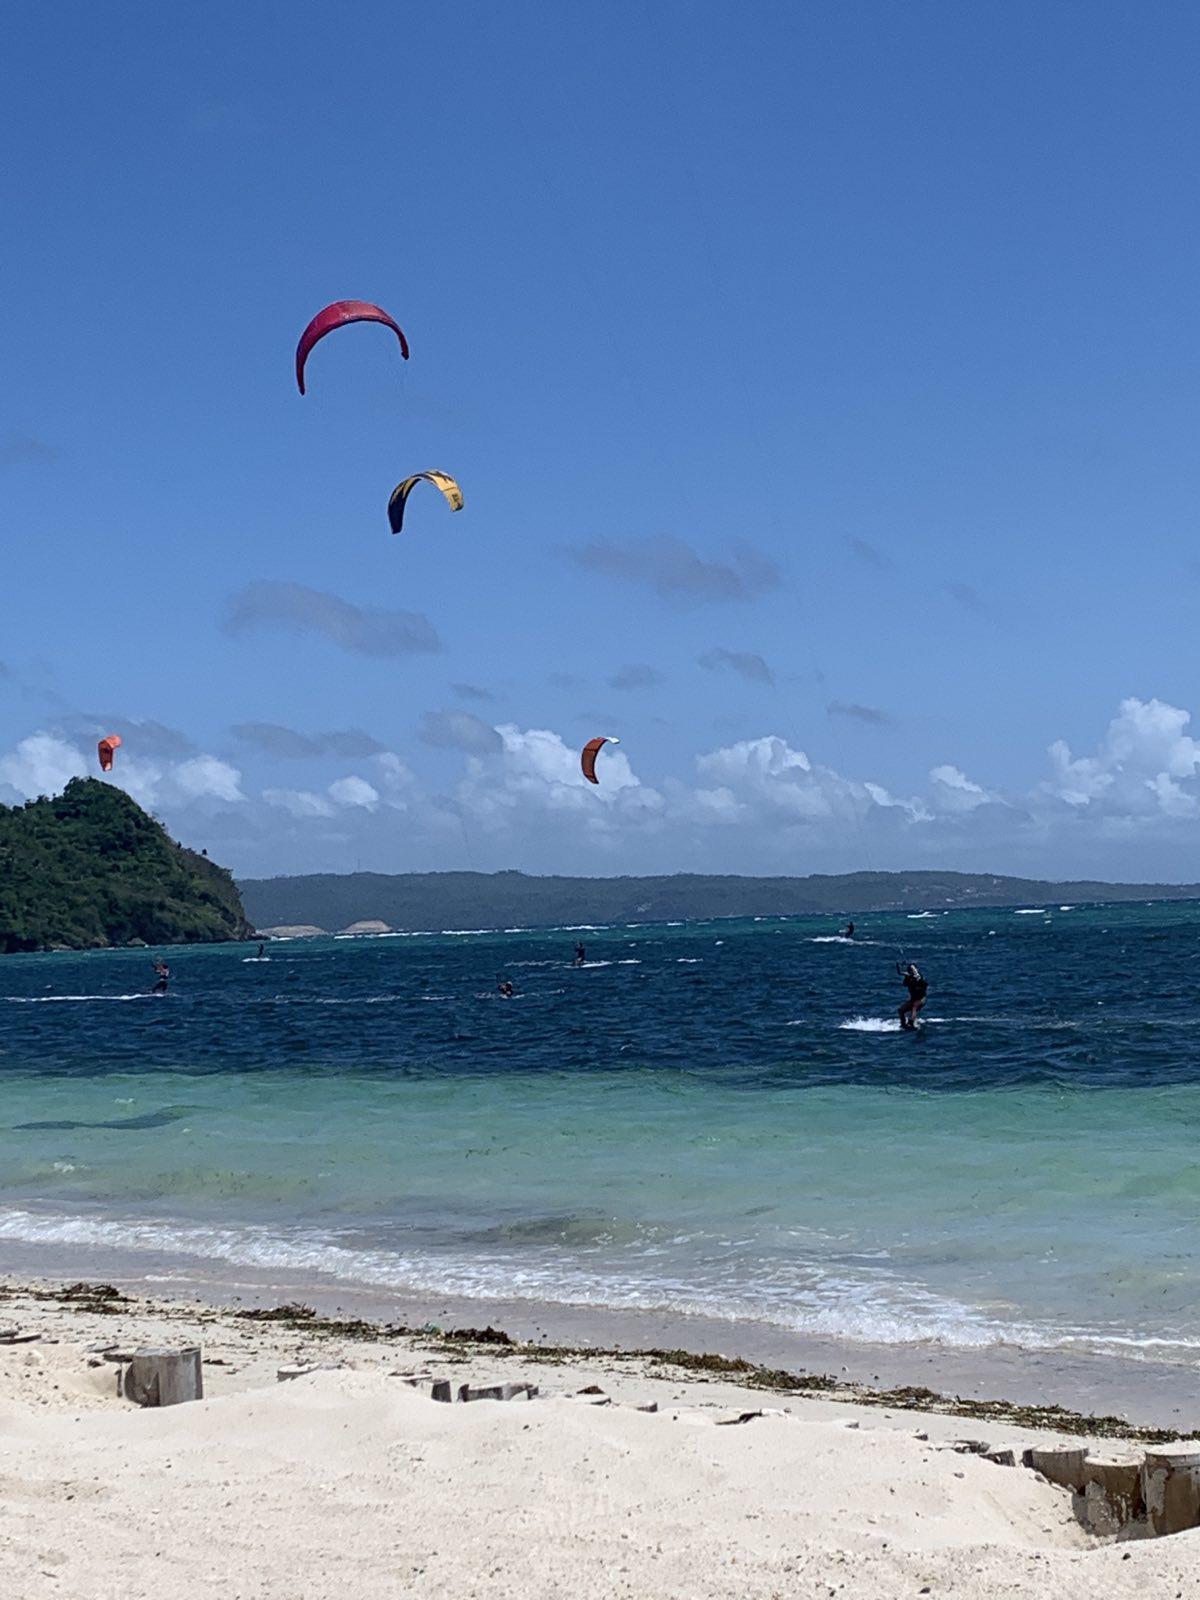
123, 1346, 204, 1407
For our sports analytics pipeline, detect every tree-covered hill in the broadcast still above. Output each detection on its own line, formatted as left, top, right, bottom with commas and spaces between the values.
238, 866, 1200, 935
0, 778, 251, 953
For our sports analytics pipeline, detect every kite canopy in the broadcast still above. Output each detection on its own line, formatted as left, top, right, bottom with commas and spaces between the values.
97, 735, 122, 773
295, 300, 410, 394
388, 470, 464, 535
581, 735, 620, 785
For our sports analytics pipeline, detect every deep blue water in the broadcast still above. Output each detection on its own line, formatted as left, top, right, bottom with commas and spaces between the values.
1, 903, 1198, 1358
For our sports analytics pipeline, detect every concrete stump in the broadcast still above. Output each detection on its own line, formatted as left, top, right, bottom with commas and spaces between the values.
457, 1381, 537, 1403
1081, 1456, 1144, 1536
123, 1346, 203, 1407
1143, 1444, 1200, 1536
1027, 1445, 1088, 1492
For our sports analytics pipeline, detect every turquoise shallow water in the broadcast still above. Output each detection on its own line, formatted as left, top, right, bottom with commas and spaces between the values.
1, 903, 1199, 1361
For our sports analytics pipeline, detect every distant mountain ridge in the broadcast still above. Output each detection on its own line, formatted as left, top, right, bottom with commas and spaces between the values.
238, 868, 1200, 935
0, 778, 251, 953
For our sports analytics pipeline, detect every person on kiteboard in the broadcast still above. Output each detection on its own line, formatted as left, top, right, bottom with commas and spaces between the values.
897, 962, 927, 1030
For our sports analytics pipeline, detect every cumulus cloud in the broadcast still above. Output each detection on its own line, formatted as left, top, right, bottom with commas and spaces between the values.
698, 647, 774, 685
827, 701, 891, 726
224, 582, 440, 657
231, 722, 385, 759
929, 764, 999, 814
1045, 698, 1200, 819
565, 536, 781, 604
10, 696, 1200, 881
419, 710, 503, 755
328, 776, 380, 810
607, 663, 665, 692
262, 787, 336, 819
0, 733, 88, 798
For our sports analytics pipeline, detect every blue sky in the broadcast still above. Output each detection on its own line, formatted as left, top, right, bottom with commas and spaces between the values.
4, 1, 1200, 879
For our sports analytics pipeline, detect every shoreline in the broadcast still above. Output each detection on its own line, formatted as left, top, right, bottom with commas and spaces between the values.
3, 1237, 1196, 1436
2, 1274, 1198, 1597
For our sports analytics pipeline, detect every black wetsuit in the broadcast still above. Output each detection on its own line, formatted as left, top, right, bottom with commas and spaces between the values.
575, 944, 586, 965
898, 966, 927, 1028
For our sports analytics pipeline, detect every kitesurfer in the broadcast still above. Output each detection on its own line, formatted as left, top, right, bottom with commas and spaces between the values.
843, 921, 855, 939
257, 942, 266, 959
151, 959, 170, 995
497, 979, 515, 999
896, 963, 927, 1030
574, 942, 586, 966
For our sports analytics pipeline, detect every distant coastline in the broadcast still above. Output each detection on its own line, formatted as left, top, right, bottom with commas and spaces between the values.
238, 867, 1200, 936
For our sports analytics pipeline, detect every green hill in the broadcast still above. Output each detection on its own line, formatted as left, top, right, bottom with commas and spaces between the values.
0, 778, 251, 953
238, 867, 1200, 934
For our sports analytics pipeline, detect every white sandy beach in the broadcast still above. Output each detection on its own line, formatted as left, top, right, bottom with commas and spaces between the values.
1, 1280, 1197, 1599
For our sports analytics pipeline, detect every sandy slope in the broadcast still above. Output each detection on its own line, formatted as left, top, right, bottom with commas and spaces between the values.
0, 1285, 1196, 1599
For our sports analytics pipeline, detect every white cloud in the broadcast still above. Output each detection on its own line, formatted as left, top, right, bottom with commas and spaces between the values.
328, 776, 380, 810
929, 764, 996, 814
263, 787, 336, 819
1045, 698, 1200, 818
8, 696, 1200, 880
0, 733, 87, 798
174, 755, 244, 803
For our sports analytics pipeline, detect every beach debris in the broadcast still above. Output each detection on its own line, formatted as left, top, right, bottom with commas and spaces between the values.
637, 1402, 659, 1414
457, 1382, 538, 1403
122, 1346, 204, 1407
716, 1411, 764, 1426
441, 1325, 513, 1346
576, 1384, 606, 1396
946, 1439, 991, 1456
60, 1282, 129, 1307
1143, 1443, 1200, 1536
431, 1380, 454, 1403
0, 1329, 39, 1345
984, 1448, 1016, 1467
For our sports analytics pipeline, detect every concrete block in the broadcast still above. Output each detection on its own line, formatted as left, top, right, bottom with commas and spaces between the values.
1143, 1444, 1200, 1536
1028, 1445, 1088, 1492
1081, 1456, 1144, 1536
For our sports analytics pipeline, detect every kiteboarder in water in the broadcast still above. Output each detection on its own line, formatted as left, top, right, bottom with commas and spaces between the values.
897, 963, 927, 1030
574, 942, 586, 966
843, 921, 855, 939
151, 959, 170, 995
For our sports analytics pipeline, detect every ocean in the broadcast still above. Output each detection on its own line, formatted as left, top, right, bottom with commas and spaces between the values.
1, 902, 1198, 1372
